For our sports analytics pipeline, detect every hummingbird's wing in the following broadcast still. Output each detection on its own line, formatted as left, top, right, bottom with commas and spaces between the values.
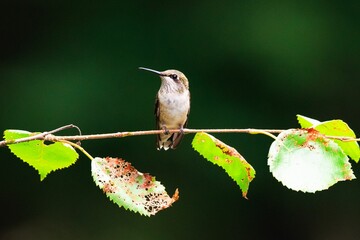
154, 95, 162, 149
155, 95, 178, 150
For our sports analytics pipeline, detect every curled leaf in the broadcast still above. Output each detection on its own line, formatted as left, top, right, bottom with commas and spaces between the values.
268, 129, 355, 193
192, 132, 255, 198
296, 114, 321, 128
4, 129, 79, 180
91, 157, 179, 216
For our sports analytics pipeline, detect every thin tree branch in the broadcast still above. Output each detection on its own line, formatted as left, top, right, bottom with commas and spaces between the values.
45, 128, 285, 142
0, 126, 358, 147
325, 136, 360, 142
0, 124, 80, 147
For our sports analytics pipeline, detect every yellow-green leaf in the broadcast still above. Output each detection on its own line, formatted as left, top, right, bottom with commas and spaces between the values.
313, 120, 360, 162
4, 129, 79, 180
297, 114, 360, 162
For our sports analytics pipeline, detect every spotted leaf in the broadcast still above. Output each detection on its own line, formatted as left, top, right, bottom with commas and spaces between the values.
91, 157, 179, 216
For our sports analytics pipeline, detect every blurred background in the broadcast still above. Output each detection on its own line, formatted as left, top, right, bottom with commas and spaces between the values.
0, 1, 359, 239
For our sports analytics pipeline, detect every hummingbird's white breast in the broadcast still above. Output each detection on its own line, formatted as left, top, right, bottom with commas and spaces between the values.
158, 89, 190, 129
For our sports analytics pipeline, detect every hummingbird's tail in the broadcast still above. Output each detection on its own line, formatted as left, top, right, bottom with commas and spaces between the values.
157, 132, 184, 150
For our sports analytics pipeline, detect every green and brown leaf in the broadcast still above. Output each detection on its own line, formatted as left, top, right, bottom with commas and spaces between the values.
192, 132, 255, 198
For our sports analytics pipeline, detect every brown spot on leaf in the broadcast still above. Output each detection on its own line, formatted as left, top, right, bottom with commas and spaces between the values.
141, 173, 154, 189
295, 129, 329, 151
225, 158, 232, 164
103, 182, 115, 194
215, 141, 241, 158
246, 167, 255, 181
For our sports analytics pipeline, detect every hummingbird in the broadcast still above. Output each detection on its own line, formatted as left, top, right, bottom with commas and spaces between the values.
139, 67, 190, 150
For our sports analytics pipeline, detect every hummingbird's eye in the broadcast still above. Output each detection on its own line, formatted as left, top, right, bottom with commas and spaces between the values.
169, 74, 178, 81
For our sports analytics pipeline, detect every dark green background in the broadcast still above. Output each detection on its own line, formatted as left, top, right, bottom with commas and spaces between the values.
1, 2, 359, 239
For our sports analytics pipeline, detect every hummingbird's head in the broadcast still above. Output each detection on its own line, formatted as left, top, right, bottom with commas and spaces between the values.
139, 67, 189, 93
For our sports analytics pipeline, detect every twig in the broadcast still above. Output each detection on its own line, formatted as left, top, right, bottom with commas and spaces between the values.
0, 126, 358, 147
0, 124, 80, 147
325, 136, 360, 142
42, 128, 285, 142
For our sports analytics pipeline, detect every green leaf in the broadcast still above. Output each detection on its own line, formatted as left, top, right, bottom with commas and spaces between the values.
314, 120, 360, 162
297, 114, 360, 162
192, 132, 255, 198
4, 129, 79, 180
297, 114, 321, 128
268, 129, 355, 193
91, 157, 179, 216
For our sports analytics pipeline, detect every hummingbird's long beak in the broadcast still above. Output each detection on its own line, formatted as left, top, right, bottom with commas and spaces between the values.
138, 67, 164, 76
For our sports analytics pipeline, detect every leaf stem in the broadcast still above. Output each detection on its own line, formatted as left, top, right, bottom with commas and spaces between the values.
59, 140, 94, 161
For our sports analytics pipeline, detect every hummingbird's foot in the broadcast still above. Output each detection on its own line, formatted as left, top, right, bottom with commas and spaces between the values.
179, 127, 184, 134
162, 126, 170, 135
